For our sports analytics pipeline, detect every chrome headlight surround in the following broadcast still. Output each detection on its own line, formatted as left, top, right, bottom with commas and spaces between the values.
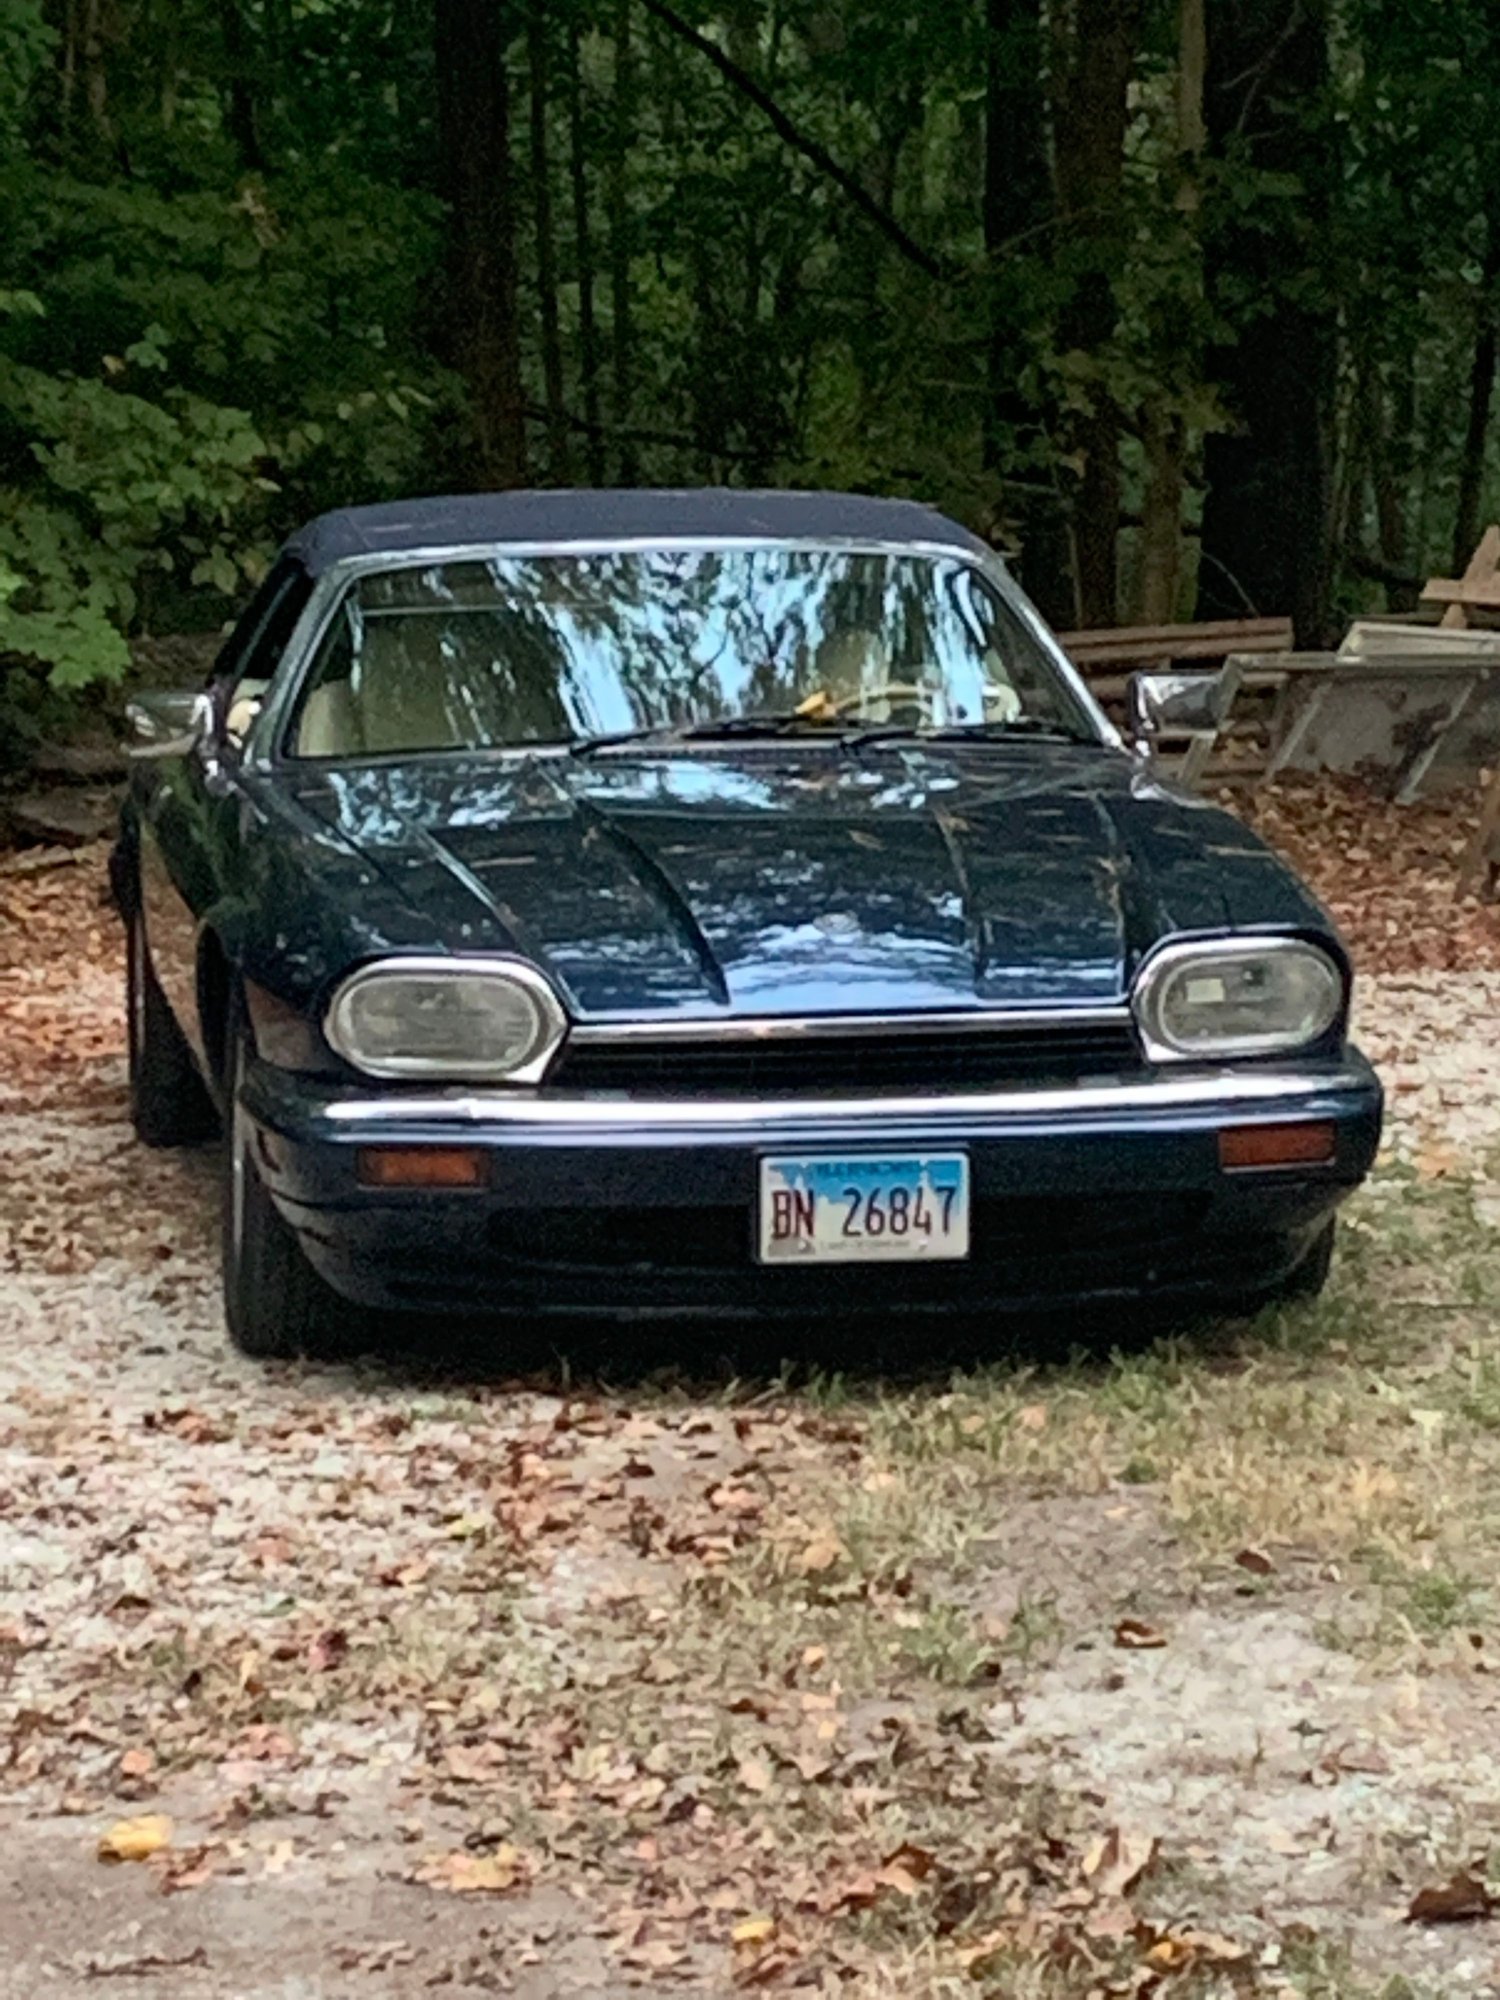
324, 956, 568, 1082
1132, 936, 1345, 1063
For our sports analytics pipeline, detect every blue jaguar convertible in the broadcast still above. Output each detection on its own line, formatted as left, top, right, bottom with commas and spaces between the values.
113, 490, 1382, 1357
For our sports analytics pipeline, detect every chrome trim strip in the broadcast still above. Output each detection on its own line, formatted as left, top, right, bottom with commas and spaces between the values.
311, 1062, 1374, 1131
567, 1005, 1134, 1045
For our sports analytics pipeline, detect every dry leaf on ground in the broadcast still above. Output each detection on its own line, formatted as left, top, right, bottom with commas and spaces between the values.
412, 1844, 530, 1894
97, 1815, 172, 1863
1406, 1871, 1496, 1924
1113, 1617, 1167, 1650
1234, 1547, 1275, 1576
795, 1533, 846, 1575
1082, 1825, 1157, 1900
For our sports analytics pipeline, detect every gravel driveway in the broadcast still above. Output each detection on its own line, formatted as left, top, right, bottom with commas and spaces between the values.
5, 850, 1500, 1998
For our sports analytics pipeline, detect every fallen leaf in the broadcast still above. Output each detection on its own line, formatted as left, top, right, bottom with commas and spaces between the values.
98, 1814, 172, 1863
1318, 1740, 1390, 1778
737, 1757, 773, 1794
795, 1533, 845, 1575
1406, 1872, 1496, 1924
117, 1747, 155, 1781
1016, 1403, 1049, 1432
160, 1845, 218, 1893
1234, 1547, 1276, 1576
876, 1841, 938, 1895
1113, 1617, 1167, 1650
335, 1942, 416, 1973
1143, 1926, 1248, 1969
82, 1947, 208, 1978
307, 1628, 348, 1673
731, 1916, 776, 1947
1081, 1825, 1157, 1899
413, 1845, 529, 1894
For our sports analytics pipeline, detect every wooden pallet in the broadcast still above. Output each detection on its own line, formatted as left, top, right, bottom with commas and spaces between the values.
1059, 617, 1294, 705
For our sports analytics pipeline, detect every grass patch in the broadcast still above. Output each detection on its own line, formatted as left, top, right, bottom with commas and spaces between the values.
732, 1170, 1500, 1673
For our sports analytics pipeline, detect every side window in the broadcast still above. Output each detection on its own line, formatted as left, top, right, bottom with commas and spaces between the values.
212, 559, 313, 749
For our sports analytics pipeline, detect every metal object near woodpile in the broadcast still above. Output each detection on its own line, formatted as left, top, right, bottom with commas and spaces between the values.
1059, 532, 1500, 903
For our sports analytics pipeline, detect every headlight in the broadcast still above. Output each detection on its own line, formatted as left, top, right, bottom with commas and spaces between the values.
1133, 938, 1343, 1061
325, 958, 567, 1081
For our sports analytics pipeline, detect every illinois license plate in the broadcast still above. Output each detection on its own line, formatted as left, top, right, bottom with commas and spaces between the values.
758, 1153, 970, 1264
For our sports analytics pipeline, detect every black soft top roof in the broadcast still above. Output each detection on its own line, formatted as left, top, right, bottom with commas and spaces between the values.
281, 488, 991, 577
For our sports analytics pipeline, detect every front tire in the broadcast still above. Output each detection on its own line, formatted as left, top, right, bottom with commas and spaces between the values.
222, 1014, 343, 1360
126, 902, 217, 1147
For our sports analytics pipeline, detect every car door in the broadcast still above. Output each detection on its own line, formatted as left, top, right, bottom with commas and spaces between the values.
134, 558, 312, 1076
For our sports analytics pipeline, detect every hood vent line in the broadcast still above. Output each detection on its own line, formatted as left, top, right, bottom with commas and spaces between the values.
571, 795, 731, 1007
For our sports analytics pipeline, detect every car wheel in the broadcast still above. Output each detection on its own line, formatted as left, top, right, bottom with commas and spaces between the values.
127, 901, 217, 1147
1275, 1219, 1336, 1304
222, 1013, 342, 1360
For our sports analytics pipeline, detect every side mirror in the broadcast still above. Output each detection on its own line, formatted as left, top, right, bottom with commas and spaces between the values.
1126, 670, 1228, 753
125, 688, 218, 761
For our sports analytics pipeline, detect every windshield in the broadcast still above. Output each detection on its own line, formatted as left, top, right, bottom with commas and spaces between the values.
286, 544, 1098, 759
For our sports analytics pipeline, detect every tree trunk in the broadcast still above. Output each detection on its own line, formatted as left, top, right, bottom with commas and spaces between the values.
608, 0, 637, 482
1452, 220, 1500, 575
84, 0, 111, 141
435, 0, 529, 489
982, 0, 1046, 464
218, 0, 264, 170
1050, 0, 1144, 628
564, 33, 604, 483
1134, 411, 1188, 622
1358, 360, 1415, 608
1130, 0, 1204, 623
566, 25, 605, 485
528, 9, 570, 481
1198, 0, 1336, 643
982, 0, 1074, 623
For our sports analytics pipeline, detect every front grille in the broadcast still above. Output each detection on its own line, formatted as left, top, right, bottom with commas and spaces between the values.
548, 1023, 1140, 1097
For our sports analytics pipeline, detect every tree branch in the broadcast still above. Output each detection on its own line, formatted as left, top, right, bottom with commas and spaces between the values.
637, 0, 947, 280
521, 401, 762, 463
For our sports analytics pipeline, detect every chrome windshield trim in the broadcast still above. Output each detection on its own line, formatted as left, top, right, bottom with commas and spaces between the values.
567, 1005, 1134, 1045
311, 1062, 1372, 1131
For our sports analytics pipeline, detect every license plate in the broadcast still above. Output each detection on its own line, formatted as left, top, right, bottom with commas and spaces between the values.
758, 1153, 970, 1264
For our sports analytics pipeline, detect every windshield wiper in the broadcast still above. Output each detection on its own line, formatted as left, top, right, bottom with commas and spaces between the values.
567, 713, 1096, 756
838, 718, 1096, 749
566, 723, 690, 757
568, 710, 843, 754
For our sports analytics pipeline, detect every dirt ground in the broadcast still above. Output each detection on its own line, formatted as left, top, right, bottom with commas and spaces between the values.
6, 837, 1500, 1999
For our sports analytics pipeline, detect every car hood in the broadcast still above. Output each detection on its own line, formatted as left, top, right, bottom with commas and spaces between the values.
256, 746, 1335, 1021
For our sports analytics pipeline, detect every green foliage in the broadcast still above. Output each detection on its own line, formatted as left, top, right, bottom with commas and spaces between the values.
0, 32, 452, 736
0, 0, 1497, 745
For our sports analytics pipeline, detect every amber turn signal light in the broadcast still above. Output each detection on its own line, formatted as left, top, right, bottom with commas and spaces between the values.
1218, 1121, 1336, 1171
356, 1146, 487, 1189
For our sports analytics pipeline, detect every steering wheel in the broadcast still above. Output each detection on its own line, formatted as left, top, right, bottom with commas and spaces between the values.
824, 683, 940, 722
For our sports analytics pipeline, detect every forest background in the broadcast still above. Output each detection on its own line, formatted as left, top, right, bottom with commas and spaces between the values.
1, 0, 1495, 758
